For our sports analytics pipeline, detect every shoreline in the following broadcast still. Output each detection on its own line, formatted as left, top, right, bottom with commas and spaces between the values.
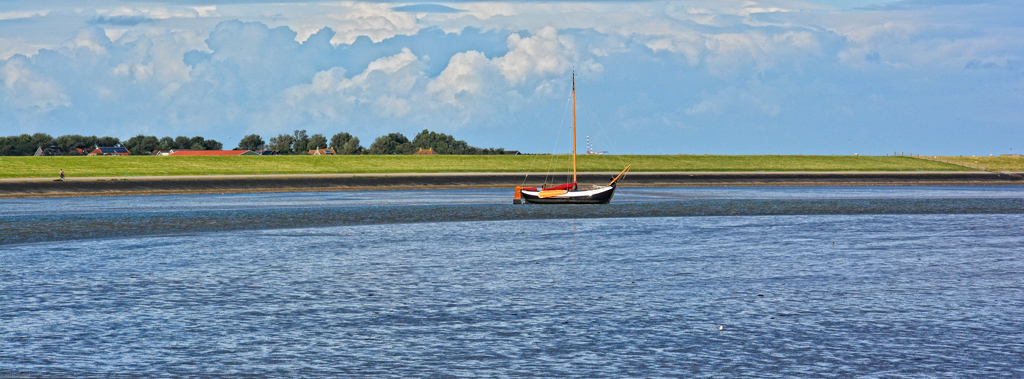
1, 171, 1022, 198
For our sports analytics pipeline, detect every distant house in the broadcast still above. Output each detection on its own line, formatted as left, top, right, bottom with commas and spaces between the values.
152, 149, 179, 156
168, 150, 257, 156
89, 147, 131, 156
308, 148, 336, 155
413, 148, 438, 155
34, 146, 64, 156
254, 150, 280, 155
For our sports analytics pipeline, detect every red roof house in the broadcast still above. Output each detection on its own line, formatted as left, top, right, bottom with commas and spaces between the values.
89, 147, 131, 156
308, 148, 336, 155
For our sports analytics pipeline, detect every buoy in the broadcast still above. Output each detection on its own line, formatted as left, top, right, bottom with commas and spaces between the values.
719, 325, 723, 331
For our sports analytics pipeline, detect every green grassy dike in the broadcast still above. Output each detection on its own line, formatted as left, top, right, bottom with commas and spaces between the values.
0, 155, 991, 179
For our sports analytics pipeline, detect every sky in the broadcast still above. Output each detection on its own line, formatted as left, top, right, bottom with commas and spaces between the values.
1, 0, 1021, 155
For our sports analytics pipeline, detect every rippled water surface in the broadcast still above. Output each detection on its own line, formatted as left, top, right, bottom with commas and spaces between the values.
2, 186, 1023, 377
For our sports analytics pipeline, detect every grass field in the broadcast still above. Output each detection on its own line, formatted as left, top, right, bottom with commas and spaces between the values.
918, 156, 1024, 172
0, 154, 993, 179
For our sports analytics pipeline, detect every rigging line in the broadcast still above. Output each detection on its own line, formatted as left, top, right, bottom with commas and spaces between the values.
548, 97, 568, 185
544, 93, 573, 187
564, 87, 579, 186
582, 100, 633, 191
582, 99, 628, 170
523, 89, 573, 186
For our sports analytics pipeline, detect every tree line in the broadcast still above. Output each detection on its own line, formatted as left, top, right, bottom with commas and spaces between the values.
1, 129, 508, 156
226, 129, 507, 155
0, 133, 224, 156
368, 129, 507, 155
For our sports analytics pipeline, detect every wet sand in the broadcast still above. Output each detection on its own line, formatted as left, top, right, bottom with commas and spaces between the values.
1, 171, 1022, 198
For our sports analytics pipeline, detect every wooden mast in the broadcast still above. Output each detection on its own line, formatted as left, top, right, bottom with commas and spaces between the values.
572, 70, 577, 185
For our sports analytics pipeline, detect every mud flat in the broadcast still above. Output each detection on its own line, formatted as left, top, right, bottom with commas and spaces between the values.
1, 171, 1022, 198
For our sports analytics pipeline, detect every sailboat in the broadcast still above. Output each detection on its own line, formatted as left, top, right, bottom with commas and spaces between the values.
514, 72, 631, 204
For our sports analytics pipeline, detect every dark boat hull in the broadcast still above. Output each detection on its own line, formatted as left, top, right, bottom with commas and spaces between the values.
520, 185, 616, 204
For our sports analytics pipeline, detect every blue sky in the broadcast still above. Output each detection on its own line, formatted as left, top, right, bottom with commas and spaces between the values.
1, 0, 1021, 154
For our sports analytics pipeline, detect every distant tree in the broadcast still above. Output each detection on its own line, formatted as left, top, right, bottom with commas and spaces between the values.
406, 129, 506, 155
18, 134, 39, 155
269, 134, 295, 154
31, 133, 54, 150
204, 139, 223, 150
189, 136, 207, 150
330, 132, 364, 155
307, 133, 328, 151
0, 136, 10, 156
96, 136, 121, 147
0, 135, 21, 156
330, 132, 351, 151
476, 147, 506, 155
158, 136, 176, 150
124, 135, 160, 155
410, 129, 472, 154
368, 133, 414, 155
0, 134, 49, 155
55, 134, 98, 155
53, 135, 74, 154
291, 130, 310, 154
236, 134, 265, 151
174, 136, 191, 149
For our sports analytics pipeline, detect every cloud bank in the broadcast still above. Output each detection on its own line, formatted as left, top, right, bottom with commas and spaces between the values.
1, 0, 1022, 154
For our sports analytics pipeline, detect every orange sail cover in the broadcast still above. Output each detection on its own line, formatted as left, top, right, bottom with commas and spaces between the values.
538, 190, 568, 198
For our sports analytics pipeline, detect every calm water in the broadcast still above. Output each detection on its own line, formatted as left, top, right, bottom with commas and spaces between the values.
2, 186, 1023, 377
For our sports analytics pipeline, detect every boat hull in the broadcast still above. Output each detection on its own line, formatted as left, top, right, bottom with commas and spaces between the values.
520, 185, 616, 204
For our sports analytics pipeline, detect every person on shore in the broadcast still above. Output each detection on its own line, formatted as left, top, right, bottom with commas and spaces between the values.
60, 169, 64, 180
